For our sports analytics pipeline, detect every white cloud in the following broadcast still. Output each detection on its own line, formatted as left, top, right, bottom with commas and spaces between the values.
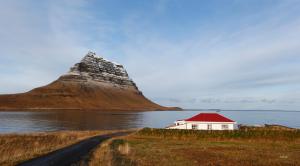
0, 0, 90, 93
0, 0, 300, 110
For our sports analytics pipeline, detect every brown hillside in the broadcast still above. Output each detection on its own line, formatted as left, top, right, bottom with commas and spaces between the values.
0, 79, 178, 111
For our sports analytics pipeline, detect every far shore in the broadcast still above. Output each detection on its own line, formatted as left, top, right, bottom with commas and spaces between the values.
2, 108, 299, 112
0, 107, 183, 112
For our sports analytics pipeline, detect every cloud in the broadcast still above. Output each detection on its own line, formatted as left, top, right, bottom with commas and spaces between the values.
0, 0, 300, 110
0, 0, 91, 93
114, 1, 300, 110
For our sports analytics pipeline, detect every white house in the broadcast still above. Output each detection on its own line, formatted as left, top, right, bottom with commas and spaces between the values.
167, 113, 236, 130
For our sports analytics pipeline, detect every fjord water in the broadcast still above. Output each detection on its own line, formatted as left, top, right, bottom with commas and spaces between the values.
0, 110, 299, 133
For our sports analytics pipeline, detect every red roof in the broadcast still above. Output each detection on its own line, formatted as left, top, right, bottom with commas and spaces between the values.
185, 113, 235, 122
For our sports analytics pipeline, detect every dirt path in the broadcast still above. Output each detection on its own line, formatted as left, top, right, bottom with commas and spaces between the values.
18, 131, 133, 166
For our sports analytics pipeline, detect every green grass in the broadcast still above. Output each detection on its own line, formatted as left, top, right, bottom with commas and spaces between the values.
137, 127, 300, 141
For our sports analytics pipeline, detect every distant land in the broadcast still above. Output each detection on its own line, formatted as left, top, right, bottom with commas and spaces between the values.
0, 52, 180, 111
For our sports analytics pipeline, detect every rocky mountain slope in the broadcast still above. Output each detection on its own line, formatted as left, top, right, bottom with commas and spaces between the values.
0, 52, 180, 111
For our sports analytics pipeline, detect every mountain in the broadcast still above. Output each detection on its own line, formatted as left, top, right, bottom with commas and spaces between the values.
0, 52, 180, 111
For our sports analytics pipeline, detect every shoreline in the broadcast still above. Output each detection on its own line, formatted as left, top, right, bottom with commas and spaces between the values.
0, 124, 297, 135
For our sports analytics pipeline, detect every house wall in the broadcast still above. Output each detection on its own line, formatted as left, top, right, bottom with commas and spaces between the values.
188, 122, 235, 130
169, 124, 187, 129
168, 121, 235, 130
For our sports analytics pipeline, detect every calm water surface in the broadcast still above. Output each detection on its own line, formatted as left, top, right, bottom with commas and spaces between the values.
0, 110, 299, 133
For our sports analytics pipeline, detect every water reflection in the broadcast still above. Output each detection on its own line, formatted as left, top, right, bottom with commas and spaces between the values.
0, 110, 299, 133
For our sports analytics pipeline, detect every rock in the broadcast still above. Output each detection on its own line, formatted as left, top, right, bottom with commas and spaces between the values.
60, 51, 138, 90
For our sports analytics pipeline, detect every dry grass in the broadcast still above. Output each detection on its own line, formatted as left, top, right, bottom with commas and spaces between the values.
88, 139, 115, 166
88, 134, 136, 166
0, 130, 124, 166
89, 128, 300, 166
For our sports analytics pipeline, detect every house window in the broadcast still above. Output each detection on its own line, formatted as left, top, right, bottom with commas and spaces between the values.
222, 124, 229, 130
207, 124, 212, 130
192, 124, 197, 130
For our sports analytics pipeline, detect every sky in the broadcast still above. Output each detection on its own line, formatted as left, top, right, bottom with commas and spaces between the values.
0, 0, 300, 110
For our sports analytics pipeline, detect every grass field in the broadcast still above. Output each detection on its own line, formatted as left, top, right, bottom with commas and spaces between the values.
89, 128, 300, 166
1, 127, 299, 166
0, 130, 124, 166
